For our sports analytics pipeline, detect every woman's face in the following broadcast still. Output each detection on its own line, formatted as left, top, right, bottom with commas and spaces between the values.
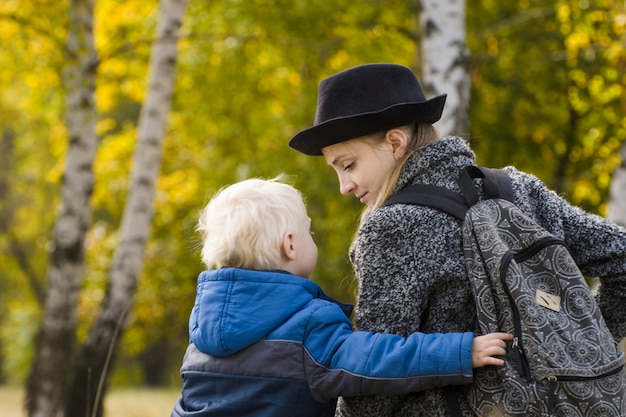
322, 134, 399, 206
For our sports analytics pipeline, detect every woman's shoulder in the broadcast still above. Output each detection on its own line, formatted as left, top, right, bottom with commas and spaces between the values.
364, 202, 427, 229
501, 166, 544, 186
359, 201, 461, 245
501, 166, 563, 207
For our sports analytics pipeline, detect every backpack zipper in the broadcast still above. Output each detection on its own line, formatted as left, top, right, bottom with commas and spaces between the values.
545, 365, 625, 413
545, 363, 624, 383
513, 237, 564, 263
499, 250, 532, 381
498, 236, 564, 382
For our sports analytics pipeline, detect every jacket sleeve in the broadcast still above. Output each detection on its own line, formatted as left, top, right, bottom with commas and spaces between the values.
508, 167, 626, 341
302, 303, 474, 403
560, 195, 626, 341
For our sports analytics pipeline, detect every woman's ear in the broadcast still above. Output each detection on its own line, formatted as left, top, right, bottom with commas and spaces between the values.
281, 231, 296, 261
385, 128, 408, 159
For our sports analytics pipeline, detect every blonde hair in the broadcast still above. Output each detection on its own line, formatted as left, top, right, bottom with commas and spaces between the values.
197, 176, 308, 270
365, 123, 440, 215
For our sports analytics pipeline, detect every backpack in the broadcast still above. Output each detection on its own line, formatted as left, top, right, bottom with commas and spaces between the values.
383, 166, 626, 417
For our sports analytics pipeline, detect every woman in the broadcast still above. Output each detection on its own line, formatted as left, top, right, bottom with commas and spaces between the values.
289, 63, 626, 416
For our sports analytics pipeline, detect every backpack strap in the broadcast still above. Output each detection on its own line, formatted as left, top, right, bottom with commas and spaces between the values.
382, 183, 469, 221
459, 166, 514, 205
383, 168, 515, 416
382, 167, 515, 220
444, 387, 464, 417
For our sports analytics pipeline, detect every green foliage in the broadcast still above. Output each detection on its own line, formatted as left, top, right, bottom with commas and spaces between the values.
1, 0, 624, 386
468, 0, 626, 213
0, 0, 69, 385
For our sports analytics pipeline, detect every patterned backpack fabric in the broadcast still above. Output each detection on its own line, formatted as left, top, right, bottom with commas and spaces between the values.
384, 166, 626, 417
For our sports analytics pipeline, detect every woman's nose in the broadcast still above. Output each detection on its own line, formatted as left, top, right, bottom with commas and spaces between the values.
339, 177, 355, 195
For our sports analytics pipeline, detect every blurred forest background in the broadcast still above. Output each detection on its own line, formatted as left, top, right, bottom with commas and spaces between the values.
1, 0, 625, 415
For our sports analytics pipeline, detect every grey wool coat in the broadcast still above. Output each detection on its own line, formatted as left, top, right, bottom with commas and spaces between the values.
335, 137, 626, 417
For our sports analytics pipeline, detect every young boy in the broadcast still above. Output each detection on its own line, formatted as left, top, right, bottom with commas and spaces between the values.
170, 176, 512, 417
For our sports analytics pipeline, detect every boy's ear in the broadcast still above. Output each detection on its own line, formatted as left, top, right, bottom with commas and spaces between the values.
385, 128, 408, 159
281, 232, 296, 261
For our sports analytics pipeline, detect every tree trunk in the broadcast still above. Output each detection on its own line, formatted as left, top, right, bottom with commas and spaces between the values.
607, 141, 626, 228
65, 1, 188, 416
418, 0, 470, 138
0, 127, 15, 386
26, 1, 99, 416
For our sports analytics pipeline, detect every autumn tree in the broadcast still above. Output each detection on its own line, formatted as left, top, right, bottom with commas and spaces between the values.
26, 0, 99, 415
419, 0, 470, 137
26, 0, 188, 416
608, 144, 626, 227
1, 1, 625, 406
467, 0, 625, 211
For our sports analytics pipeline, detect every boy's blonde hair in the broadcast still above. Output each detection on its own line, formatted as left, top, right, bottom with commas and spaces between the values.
197, 176, 308, 270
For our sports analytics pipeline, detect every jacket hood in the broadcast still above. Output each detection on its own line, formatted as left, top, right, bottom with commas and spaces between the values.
189, 268, 351, 357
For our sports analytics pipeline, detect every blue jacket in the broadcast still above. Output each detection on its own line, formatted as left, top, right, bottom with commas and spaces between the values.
171, 268, 474, 417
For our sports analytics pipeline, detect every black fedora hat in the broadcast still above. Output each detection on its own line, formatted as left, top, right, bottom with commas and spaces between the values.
289, 63, 447, 156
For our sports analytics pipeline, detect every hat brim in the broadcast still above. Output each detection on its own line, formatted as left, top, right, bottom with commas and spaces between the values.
289, 94, 446, 156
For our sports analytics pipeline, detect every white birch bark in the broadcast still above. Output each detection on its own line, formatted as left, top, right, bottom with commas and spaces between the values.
65, 1, 188, 416
27, 1, 98, 416
607, 142, 626, 227
419, 0, 470, 138
110, 0, 187, 310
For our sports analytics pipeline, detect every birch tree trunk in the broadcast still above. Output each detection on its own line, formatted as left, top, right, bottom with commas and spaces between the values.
607, 142, 626, 227
26, 1, 99, 416
418, 0, 470, 138
65, 1, 188, 416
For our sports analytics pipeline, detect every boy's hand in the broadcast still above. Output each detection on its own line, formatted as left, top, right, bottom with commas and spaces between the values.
471, 332, 513, 368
